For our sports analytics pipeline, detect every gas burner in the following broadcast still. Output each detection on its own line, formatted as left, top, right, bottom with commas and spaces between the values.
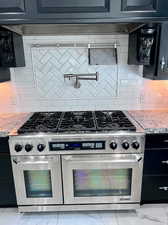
17, 111, 136, 134
95, 111, 136, 131
18, 112, 62, 134
58, 111, 96, 132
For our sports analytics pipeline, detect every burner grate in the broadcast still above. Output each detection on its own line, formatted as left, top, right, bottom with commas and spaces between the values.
17, 111, 136, 134
18, 112, 62, 134
58, 111, 96, 132
95, 111, 136, 131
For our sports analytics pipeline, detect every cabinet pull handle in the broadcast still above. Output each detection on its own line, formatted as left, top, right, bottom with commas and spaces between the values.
159, 187, 168, 191
163, 140, 168, 143
161, 160, 168, 164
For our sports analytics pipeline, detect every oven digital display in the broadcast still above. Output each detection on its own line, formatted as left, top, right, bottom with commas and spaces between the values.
49, 141, 105, 151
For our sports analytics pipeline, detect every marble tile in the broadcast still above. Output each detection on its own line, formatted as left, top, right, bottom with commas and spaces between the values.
58, 211, 117, 225
0, 205, 168, 225
136, 204, 168, 225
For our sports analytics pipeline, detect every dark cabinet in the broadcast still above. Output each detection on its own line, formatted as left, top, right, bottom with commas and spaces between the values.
154, 23, 168, 80
0, 27, 25, 67
0, 0, 27, 23
27, 0, 168, 23
143, 23, 168, 80
145, 133, 168, 149
141, 134, 168, 204
0, 137, 16, 207
121, 0, 157, 12
0, 68, 10, 82
28, 0, 113, 22
128, 23, 168, 80
0, 0, 25, 13
1, 0, 168, 24
128, 24, 159, 67
142, 176, 168, 203
143, 150, 168, 175
120, 0, 168, 21
37, 0, 110, 14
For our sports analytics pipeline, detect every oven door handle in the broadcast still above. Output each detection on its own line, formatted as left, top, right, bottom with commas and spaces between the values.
63, 154, 143, 163
106, 157, 143, 163
12, 159, 49, 165
12, 156, 56, 165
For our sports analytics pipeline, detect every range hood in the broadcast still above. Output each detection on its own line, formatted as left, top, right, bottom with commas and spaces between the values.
4, 23, 144, 36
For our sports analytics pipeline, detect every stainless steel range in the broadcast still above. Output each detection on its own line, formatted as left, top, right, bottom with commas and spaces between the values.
9, 111, 145, 212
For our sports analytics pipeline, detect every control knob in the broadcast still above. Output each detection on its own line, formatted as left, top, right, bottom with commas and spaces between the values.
122, 142, 129, 150
15, 144, 23, 152
110, 142, 117, 150
132, 141, 140, 150
37, 144, 46, 152
25, 144, 33, 152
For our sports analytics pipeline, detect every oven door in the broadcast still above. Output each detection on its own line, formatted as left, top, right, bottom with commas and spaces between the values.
11, 156, 62, 205
62, 154, 143, 204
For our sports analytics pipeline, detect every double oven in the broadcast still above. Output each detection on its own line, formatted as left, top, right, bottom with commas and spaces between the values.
10, 132, 145, 212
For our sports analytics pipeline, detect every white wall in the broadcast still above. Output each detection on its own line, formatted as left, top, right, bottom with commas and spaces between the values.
4, 34, 168, 112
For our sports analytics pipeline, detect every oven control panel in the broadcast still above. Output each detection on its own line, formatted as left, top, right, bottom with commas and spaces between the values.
9, 133, 145, 155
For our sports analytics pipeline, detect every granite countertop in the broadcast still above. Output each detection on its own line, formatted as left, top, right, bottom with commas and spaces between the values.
0, 113, 31, 137
128, 110, 168, 134
1, 110, 168, 136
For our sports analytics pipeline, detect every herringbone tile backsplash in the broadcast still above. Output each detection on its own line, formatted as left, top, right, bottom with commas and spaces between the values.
8, 35, 168, 112
32, 47, 118, 99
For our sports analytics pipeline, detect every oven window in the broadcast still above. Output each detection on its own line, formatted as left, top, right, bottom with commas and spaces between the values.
73, 169, 132, 197
24, 170, 52, 198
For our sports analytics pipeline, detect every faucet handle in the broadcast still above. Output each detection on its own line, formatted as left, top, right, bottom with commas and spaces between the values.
96, 72, 99, 81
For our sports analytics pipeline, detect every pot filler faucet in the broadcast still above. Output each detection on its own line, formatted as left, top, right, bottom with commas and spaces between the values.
64, 72, 99, 88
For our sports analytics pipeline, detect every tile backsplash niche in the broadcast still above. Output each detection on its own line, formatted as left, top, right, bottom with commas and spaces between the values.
9, 35, 168, 112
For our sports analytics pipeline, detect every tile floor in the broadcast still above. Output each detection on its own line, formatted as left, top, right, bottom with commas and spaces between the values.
0, 204, 168, 225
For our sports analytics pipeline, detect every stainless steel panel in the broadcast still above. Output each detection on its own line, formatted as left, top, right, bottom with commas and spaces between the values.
62, 154, 143, 204
9, 132, 145, 156
18, 203, 140, 212
11, 155, 63, 205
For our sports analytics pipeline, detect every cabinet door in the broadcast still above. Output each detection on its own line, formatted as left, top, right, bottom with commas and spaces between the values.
143, 150, 168, 175
0, 0, 25, 13
37, 0, 110, 14
155, 23, 168, 80
119, 0, 168, 22
121, 0, 157, 12
145, 134, 168, 149
29, 0, 114, 22
0, 154, 16, 206
0, 0, 28, 24
141, 175, 168, 203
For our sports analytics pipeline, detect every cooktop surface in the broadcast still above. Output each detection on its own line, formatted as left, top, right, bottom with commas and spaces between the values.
17, 111, 136, 134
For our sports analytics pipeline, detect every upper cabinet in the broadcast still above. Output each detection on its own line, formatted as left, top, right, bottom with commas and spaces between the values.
128, 23, 168, 80
0, 0, 168, 24
0, 27, 25, 68
36, 0, 110, 14
0, 0, 25, 13
119, 0, 168, 22
25, 0, 168, 23
0, 0, 28, 22
121, 0, 157, 12
28, 0, 113, 23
